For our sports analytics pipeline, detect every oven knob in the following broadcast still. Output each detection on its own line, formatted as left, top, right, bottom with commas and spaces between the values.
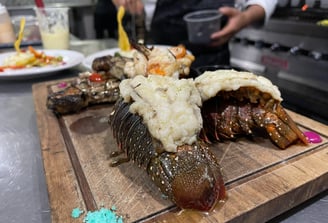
255, 40, 265, 49
271, 43, 282, 51
309, 51, 322, 60
240, 38, 250, 45
290, 46, 301, 55
290, 46, 309, 56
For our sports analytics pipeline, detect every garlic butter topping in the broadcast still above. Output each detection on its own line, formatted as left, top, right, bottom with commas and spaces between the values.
120, 75, 202, 152
195, 70, 282, 102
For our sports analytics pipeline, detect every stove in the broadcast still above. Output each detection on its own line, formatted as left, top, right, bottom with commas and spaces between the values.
230, 0, 328, 124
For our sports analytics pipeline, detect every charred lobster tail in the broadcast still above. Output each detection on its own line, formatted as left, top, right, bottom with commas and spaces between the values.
46, 72, 121, 115
47, 86, 88, 115
110, 97, 225, 211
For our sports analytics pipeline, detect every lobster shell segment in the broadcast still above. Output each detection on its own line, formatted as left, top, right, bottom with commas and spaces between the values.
195, 70, 308, 149
109, 98, 226, 211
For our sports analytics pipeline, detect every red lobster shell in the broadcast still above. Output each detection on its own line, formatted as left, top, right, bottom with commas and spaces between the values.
109, 98, 226, 211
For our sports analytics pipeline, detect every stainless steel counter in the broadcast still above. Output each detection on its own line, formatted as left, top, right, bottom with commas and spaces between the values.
0, 39, 327, 223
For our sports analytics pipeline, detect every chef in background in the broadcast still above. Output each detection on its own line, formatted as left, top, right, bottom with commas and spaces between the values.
112, 0, 277, 67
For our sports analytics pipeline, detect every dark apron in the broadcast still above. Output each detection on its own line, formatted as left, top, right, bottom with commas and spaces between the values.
150, 0, 234, 68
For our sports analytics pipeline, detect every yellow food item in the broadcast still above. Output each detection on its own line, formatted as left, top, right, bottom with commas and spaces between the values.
117, 6, 130, 51
14, 17, 26, 53
1, 46, 63, 70
3, 51, 35, 67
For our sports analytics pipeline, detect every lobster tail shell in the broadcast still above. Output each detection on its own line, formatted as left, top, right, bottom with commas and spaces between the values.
148, 143, 226, 211
109, 98, 226, 211
110, 98, 156, 168
200, 94, 308, 149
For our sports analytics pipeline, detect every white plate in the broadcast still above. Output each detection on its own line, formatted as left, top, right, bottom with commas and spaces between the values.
82, 45, 191, 70
0, 50, 84, 80
82, 48, 120, 70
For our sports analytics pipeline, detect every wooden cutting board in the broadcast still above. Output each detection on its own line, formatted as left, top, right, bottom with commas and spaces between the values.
32, 79, 328, 223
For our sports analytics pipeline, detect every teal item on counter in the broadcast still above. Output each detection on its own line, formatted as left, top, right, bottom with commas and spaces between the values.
71, 207, 84, 218
83, 207, 123, 223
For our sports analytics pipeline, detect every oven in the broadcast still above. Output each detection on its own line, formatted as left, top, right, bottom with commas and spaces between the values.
230, 0, 328, 124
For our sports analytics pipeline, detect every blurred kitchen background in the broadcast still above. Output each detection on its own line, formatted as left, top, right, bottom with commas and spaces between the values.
230, 0, 328, 124
1, 0, 328, 124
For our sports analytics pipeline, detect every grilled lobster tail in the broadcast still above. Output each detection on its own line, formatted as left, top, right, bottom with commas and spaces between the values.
195, 71, 308, 149
109, 98, 226, 211
201, 94, 307, 149
47, 74, 120, 115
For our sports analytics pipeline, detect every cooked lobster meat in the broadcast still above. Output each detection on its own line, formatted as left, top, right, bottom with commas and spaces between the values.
126, 44, 195, 78
195, 70, 308, 149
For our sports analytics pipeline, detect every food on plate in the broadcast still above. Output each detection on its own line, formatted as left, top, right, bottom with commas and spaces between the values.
124, 44, 194, 78
0, 46, 64, 72
92, 55, 133, 80
195, 70, 308, 149
91, 43, 195, 79
47, 71, 120, 115
0, 16, 64, 72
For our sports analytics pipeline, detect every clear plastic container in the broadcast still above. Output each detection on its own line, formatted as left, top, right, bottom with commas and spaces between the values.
183, 10, 222, 44
0, 3, 15, 44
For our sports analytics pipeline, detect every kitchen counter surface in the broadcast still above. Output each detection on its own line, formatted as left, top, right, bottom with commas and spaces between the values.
0, 39, 327, 223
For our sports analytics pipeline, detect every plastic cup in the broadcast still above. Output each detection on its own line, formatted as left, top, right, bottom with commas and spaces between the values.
34, 7, 70, 49
183, 10, 222, 44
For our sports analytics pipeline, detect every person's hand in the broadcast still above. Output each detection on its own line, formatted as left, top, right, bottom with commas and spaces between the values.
112, 0, 144, 15
210, 5, 265, 46
210, 7, 245, 46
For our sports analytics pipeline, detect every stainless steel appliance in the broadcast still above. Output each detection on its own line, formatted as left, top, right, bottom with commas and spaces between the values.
230, 0, 328, 123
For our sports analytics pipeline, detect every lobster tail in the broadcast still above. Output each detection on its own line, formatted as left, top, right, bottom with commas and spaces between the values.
110, 98, 156, 168
109, 99, 226, 211
195, 70, 308, 149
148, 142, 225, 211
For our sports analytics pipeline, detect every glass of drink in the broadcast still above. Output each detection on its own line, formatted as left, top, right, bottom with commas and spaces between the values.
34, 7, 70, 49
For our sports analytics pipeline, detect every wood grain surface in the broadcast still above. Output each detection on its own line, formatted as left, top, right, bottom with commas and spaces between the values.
32, 79, 328, 223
